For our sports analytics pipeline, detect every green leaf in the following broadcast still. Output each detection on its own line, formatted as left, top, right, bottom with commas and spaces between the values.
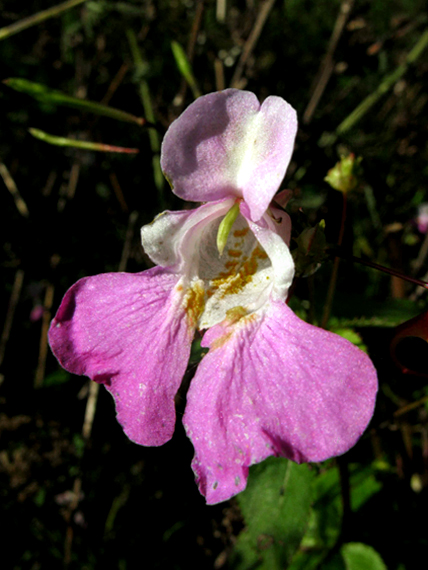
293, 221, 327, 277
29, 128, 139, 153
329, 295, 423, 328
341, 543, 387, 570
4, 78, 145, 126
73, 433, 85, 459
288, 464, 383, 570
330, 328, 368, 353
287, 466, 342, 570
43, 369, 71, 387
171, 41, 201, 99
0, 0, 87, 41
126, 28, 165, 206
349, 466, 382, 512
34, 488, 46, 507
189, 336, 208, 365
232, 457, 314, 570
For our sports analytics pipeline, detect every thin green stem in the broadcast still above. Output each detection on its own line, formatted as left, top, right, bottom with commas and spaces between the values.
331, 248, 428, 290
337, 28, 428, 134
0, 0, 87, 41
321, 193, 347, 328
126, 29, 165, 207
338, 456, 351, 541
4, 78, 146, 126
171, 41, 201, 99
29, 128, 139, 153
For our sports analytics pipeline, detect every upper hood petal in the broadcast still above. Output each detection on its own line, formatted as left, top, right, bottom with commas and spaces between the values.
161, 89, 297, 221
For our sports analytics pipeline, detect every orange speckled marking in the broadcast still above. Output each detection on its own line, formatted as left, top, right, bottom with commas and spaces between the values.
225, 306, 247, 324
227, 249, 242, 258
210, 309, 257, 350
207, 245, 268, 298
253, 246, 268, 260
183, 281, 205, 328
233, 228, 249, 238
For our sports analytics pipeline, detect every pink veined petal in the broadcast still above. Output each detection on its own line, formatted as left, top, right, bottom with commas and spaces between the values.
48, 267, 193, 447
183, 300, 378, 504
161, 89, 297, 221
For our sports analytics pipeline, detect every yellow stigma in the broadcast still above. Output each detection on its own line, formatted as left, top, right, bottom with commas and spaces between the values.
216, 202, 240, 256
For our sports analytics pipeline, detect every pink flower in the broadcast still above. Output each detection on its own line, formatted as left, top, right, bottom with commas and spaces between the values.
49, 90, 377, 504
416, 203, 428, 234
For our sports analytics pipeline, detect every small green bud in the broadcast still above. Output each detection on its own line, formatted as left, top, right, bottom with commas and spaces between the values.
324, 154, 362, 194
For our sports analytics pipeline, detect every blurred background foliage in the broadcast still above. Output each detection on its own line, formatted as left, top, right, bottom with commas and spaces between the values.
1, 0, 428, 568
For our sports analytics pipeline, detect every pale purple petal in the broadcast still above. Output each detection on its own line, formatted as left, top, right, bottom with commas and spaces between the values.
183, 301, 377, 504
161, 89, 297, 221
49, 268, 193, 446
241, 96, 297, 221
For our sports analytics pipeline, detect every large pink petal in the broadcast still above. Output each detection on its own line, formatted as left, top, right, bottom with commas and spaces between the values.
49, 268, 193, 446
184, 301, 377, 504
161, 89, 297, 221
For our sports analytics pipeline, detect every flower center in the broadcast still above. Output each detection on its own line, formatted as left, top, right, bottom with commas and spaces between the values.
194, 213, 273, 330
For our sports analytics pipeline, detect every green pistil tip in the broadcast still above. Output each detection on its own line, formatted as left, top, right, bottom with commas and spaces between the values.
217, 202, 240, 256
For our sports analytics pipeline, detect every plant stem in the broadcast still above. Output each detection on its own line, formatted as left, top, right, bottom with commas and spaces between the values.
230, 0, 277, 88
341, 252, 428, 290
337, 28, 428, 134
29, 128, 139, 153
126, 29, 165, 207
4, 78, 146, 126
303, 0, 354, 124
0, 0, 87, 41
321, 193, 347, 328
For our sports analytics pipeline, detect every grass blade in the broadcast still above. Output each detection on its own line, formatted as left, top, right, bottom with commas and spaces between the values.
29, 129, 139, 153
0, 0, 87, 41
4, 78, 145, 126
171, 40, 201, 99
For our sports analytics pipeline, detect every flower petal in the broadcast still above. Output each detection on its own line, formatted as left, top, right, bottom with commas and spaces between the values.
141, 199, 233, 272
161, 89, 297, 221
241, 97, 297, 221
141, 200, 294, 330
183, 300, 377, 504
244, 204, 295, 302
49, 268, 193, 446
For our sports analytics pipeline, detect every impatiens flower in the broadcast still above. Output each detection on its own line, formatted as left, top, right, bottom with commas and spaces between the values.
416, 203, 428, 234
49, 89, 378, 504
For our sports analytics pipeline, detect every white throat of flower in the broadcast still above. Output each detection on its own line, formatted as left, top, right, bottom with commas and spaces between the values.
187, 211, 274, 329
141, 201, 295, 332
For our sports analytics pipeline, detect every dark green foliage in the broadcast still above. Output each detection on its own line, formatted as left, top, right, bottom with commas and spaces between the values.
232, 459, 314, 569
